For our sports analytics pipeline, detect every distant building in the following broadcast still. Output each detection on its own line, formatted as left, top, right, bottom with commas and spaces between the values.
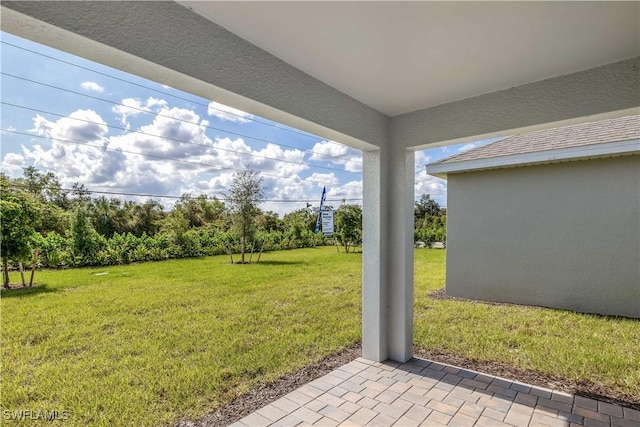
427, 115, 640, 318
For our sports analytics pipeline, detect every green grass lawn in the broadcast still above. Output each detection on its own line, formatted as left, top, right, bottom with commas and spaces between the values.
414, 250, 640, 402
1, 248, 362, 426
2, 248, 638, 425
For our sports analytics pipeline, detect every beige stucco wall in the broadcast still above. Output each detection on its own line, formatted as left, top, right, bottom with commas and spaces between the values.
445, 155, 640, 318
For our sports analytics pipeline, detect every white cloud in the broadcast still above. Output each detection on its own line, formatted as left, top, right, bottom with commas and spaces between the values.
207, 101, 253, 123
458, 142, 479, 152
112, 98, 146, 128
13, 102, 364, 216
1, 125, 17, 135
326, 179, 363, 208
208, 137, 308, 178
415, 148, 447, 205
80, 81, 105, 93
1, 152, 25, 176
414, 150, 431, 172
195, 172, 317, 216
112, 97, 168, 129
310, 140, 362, 172
415, 173, 447, 206
104, 106, 216, 192
197, 172, 236, 194
110, 106, 211, 159
308, 172, 339, 188
24, 109, 122, 186
31, 109, 108, 143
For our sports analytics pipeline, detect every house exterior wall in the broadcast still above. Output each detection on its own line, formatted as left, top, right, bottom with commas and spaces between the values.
446, 155, 640, 318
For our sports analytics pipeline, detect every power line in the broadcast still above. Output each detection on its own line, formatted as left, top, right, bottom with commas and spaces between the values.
2, 129, 363, 188
1, 71, 361, 165
2, 40, 350, 148
2, 102, 357, 175
4, 182, 363, 204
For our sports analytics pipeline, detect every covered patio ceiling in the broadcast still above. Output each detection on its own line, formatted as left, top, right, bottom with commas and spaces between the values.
183, 1, 639, 117
2, 1, 639, 363
3, 1, 638, 150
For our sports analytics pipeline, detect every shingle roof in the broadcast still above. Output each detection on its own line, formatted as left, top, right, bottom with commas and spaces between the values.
433, 115, 640, 165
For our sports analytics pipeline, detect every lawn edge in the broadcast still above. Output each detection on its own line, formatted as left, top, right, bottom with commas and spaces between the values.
176, 343, 362, 427
414, 347, 640, 410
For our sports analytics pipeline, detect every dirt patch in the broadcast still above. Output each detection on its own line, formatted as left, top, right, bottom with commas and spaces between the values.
428, 288, 517, 307
1, 283, 34, 290
175, 344, 362, 427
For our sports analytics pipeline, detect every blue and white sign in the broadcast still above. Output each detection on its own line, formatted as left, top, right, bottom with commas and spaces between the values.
321, 208, 334, 237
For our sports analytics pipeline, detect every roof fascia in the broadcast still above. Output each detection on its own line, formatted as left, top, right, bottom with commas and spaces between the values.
426, 138, 640, 179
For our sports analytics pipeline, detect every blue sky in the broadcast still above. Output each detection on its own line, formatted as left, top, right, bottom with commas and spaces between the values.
1, 32, 499, 215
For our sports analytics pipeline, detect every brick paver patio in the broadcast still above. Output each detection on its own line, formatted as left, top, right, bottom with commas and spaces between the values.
232, 357, 638, 427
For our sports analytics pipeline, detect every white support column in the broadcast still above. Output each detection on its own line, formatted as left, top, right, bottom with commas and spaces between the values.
362, 149, 387, 361
387, 148, 415, 362
362, 147, 415, 363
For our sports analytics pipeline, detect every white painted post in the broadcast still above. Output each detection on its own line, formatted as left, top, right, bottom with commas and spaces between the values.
362, 148, 415, 363
362, 149, 387, 361
387, 148, 415, 362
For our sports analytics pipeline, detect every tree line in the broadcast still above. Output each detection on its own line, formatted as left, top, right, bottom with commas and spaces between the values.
0, 168, 367, 286
414, 193, 447, 246
1, 167, 445, 287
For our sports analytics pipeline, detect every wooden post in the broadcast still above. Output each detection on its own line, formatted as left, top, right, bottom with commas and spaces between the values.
18, 262, 26, 288
2, 257, 9, 289
226, 243, 234, 264
29, 248, 39, 287
248, 240, 255, 263
256, 241, 265, 264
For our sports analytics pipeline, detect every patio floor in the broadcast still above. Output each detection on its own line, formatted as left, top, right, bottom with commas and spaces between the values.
231, 357, 638, 427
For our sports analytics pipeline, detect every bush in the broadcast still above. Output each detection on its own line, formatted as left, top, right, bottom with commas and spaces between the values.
36, 231, 68, 268
27, 225, 333, 269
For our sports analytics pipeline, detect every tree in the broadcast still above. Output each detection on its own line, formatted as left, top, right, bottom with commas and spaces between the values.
9, 169, 69, 236
257, 210, 283, 233
173, 194, 225, 229
160, 208, 189, 256
17, 166, 65, 205
91, 196, 123, 238
414, 194, 446, 246
225, 169, 264, 263
70, 182, 92, 207
130, 200, 166, 236
0, 184, 39, 288
70, 207, 104, 265
334, 204, 362, 253
282, 206, 316, 248
414, 194, 441, 226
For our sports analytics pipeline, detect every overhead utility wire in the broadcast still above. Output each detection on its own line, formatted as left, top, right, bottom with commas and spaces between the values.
5, 183, 363, 204
1, 72, 362, 165
2, 129, 363, 188
0, 46, 355, 158
1, 40, 346, 145
1, 102, 356, 175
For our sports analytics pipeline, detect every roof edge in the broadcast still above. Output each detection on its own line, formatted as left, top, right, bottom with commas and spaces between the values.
426, 138, 640, 179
